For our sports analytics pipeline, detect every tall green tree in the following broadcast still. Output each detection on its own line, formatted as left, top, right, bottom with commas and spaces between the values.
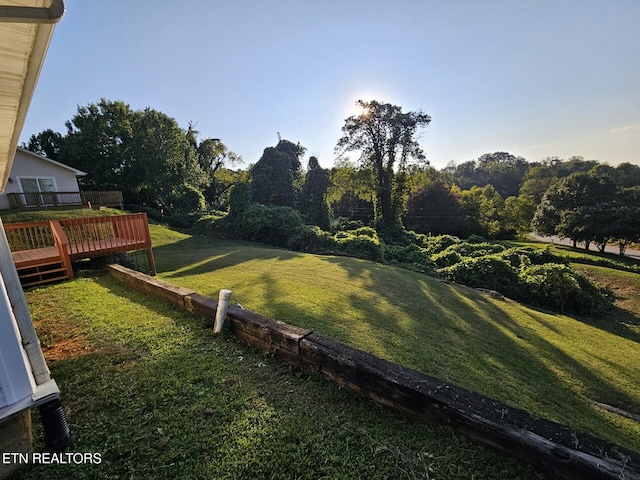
196, 137, 242, 208
532, 172, 617, 248
60, 99, 206, 209
335, 100, 431, 236
24, 128, 64, 161
251, 139, 305, 208
460, 185, 505, 238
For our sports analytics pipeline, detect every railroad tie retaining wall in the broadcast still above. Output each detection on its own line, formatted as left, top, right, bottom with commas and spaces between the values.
108, 264, 640, 480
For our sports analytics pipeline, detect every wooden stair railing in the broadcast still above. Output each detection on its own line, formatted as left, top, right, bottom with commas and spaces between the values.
49, 221, 73, 280
4, 213, 156, 286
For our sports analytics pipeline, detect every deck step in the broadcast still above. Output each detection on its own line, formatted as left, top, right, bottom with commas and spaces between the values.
16, 263, 71, 287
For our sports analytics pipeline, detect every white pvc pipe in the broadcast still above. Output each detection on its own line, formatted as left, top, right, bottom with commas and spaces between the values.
213, 289, 232, 333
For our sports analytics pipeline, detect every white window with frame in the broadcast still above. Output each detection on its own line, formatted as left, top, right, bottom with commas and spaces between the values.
17, 177, 58, 207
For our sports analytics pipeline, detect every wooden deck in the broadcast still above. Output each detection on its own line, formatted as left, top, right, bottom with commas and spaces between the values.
6, 190, 124, 209
4, 213, 156, 287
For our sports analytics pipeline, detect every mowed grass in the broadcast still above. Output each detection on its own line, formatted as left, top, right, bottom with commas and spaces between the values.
0, 207, 123, 224
152, 226, 640, 454
17, 274, 539, 480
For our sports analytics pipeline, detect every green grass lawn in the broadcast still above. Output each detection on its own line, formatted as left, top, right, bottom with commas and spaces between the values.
151, 226, 640, 454
10, 216, 640, 478
0, 207, 123, 224
16, 274, 538, 479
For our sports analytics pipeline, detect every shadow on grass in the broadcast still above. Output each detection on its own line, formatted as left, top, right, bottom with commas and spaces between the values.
31, 273, 540, 480
152, 236, 302, 278
296, 255, 640, 452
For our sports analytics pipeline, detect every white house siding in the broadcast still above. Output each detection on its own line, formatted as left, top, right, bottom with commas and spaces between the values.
0, 149, 84, 209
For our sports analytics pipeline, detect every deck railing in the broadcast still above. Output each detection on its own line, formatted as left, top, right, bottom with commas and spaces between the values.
4, 221, 55, 251
7, 191, 124, 209
4, 213, 156, 279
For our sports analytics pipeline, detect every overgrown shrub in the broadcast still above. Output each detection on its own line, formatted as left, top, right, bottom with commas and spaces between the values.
520, 264, 613, 315
497, 246, 568, 269
353, 226, 378, 238
169, 185, 206, 214
420, 235, 460, 255
384, 243, 436, 273
333, 218, 365, 232
288, 225, 336, 252
333, 231, 384, 262
443, 242, 506, 258
126, 204, 164, 222
466, 234, 487, 244
439, 256, 521, 299
238, 204, 304, 247
193, 212, 230, 237
432, 249, 463, 268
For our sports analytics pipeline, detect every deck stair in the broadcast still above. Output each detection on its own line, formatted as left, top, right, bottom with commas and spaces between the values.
4, 213, 156, 287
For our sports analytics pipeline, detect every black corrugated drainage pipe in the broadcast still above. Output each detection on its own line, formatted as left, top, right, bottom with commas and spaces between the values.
39, 398, 74, 451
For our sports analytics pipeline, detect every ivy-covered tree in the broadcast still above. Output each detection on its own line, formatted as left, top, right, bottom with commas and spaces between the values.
251, 139, 305, 208
335, 100, 431, 238
299, 156, 331, 230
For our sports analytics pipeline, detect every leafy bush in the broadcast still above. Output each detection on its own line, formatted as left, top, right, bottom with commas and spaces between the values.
384, 243, 436, 273
288, 225, 336, 252
497, 246, 567, 269
467, 234, 487, 244
169, 184, 206, 214
126, 204, 164, 221
439, 256, 521, 299
193, 212, 230, 237
432, 249, 463, 268
420, 235, 460, 255
238, 204, 304, 247
166, 212, 206, 229
443, 242, 506, 258
520, 264, 613, 315
333, 231, 384, 262
353, 226, 378, 238
333, 218, 365, 232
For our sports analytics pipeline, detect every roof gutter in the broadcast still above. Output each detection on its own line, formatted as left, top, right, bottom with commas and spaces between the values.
0, 0, 65, 24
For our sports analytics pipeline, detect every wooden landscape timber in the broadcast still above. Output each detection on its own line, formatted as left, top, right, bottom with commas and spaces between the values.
108, 264, 640, 480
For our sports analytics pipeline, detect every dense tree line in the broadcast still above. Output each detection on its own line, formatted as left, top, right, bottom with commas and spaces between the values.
25, 99, 243, 214
24, 97, 640, 256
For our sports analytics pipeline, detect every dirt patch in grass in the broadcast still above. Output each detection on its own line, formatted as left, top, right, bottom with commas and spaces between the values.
42, 334, 90, 361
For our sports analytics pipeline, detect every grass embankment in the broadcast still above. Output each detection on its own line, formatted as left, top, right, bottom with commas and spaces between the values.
0, 207, 122, 224
153, 227, 640, 454
17, 274, 537, 479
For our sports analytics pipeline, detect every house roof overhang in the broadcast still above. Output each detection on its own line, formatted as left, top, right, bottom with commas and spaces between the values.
0, 0, 64, 193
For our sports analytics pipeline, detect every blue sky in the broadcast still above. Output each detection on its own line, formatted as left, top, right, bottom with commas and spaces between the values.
21, 0, 640, 170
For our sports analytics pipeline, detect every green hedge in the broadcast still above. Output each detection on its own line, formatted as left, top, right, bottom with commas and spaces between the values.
519, 264, 613, 315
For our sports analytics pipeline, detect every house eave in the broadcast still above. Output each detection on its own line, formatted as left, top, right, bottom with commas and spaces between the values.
0, 0, 65, 193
